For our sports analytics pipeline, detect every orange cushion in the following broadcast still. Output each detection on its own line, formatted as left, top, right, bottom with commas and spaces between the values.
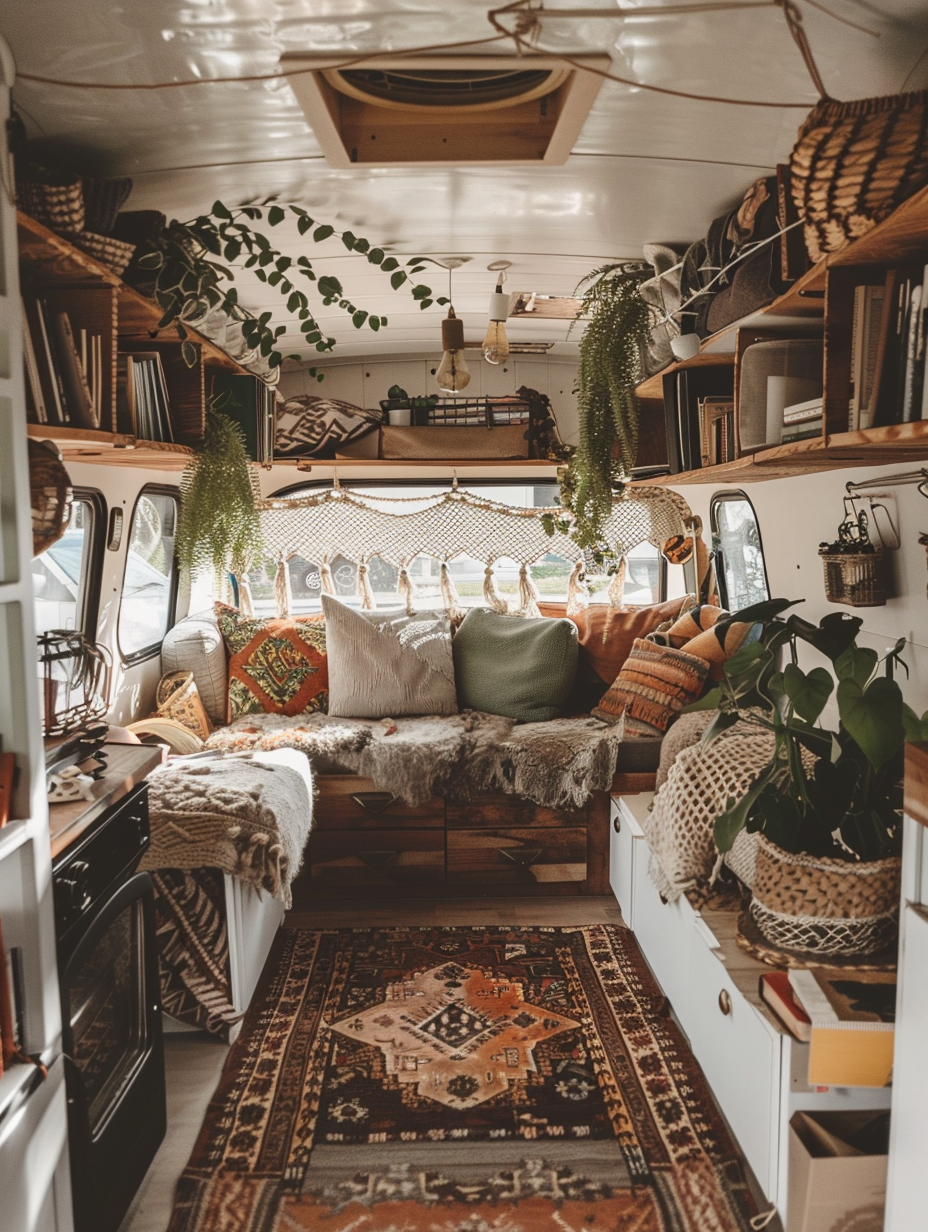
592, 639, 710, 735
538, 596, 691, 689
214, 603, 328, 721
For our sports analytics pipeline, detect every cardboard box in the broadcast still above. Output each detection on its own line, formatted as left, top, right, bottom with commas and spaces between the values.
787, 1111, 889, 1232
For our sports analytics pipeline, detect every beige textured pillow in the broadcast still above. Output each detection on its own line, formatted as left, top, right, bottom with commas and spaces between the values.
321, 595, 457, 718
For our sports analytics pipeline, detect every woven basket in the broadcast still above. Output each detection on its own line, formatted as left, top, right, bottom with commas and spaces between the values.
71, 230, 136, 276
750, 835, 900, 957
819, 548, 890, 607
790, 90, 928, 263
17, 178, 85, 234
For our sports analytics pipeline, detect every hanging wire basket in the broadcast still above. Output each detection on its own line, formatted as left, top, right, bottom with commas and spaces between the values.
37, 631, 112, 737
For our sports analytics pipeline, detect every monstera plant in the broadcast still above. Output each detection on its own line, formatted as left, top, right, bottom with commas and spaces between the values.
690, 599, 928, 863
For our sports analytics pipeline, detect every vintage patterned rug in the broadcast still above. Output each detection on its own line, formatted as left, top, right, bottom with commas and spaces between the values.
166, 925, 762, 1232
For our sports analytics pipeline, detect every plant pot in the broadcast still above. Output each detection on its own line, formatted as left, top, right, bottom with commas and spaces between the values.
749, 834, 900, 957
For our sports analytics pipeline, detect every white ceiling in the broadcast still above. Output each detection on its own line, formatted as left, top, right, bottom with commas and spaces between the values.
4, 1, 928, 360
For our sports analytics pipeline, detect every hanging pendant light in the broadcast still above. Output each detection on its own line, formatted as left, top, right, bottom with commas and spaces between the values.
483, 274, 510, 365
436, 306, 471, 392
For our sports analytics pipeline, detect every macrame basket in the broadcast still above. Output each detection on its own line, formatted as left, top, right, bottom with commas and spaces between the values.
17, 179, 85, 234
71, 230, 136, 276
749, 835, 900, 957
819, 548, 891, 607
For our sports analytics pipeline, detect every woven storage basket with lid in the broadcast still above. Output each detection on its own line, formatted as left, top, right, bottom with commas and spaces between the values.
749, 835, 900, 957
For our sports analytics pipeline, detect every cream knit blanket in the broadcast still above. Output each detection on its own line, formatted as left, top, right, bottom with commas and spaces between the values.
141, 752, 313, 907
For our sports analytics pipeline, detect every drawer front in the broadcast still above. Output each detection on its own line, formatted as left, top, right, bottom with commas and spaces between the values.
683, 926, 780, 1199
631, 848, 694, 1010
447, 827, 587, 887
446, 795, 586, 829
309, 828, 445, 888
609, 801, 636, 924
315, 775, 444, 829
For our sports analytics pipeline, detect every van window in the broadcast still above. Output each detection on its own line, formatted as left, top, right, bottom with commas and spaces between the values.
254, 481, 664, 615
710, 490, 769, 612
33, 494, 102, 637
118, 489, 179, 661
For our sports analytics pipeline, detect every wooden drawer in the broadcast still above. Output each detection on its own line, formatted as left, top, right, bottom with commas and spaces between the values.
631, 840, 695, 1011
447, 827, 587, 888
682, 922, 781, 1199
309, 828, 445, 888
446, 794, 586, 829
315, 775, 444, 829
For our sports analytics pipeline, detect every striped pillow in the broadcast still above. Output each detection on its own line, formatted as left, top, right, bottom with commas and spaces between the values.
592, 639, 709, 735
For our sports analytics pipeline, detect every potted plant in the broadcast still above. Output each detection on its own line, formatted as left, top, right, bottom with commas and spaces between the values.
690, 598, 928, 956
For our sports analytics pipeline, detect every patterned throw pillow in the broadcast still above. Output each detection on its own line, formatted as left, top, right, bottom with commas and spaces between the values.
274, 396, 381, 459
214, 603, 328, 721
592, 639, 710, 735
155, 671, 213, 740
647, 604, 752, 681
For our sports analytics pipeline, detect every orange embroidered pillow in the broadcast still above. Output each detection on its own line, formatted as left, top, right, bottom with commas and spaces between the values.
214, 603, 328, 721
592, 639, 710, 735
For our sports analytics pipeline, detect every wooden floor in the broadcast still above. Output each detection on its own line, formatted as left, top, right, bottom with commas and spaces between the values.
119, 895, 780, 1232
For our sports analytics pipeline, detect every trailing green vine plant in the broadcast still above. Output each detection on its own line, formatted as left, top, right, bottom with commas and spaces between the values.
135, 202, 447, 374
541, 261, 653, 557
176, 402, 262, 580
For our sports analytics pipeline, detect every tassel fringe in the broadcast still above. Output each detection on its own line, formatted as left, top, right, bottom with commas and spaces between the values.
398, 565, 416, 616
566, 561, 588, 616
237, 574, 254, 617
319, 559, 335, 596
440, 561, 464, 620
607, 557, 627, 610
274, 553, 292, 618
483, 563, 509, 614
516, 563, 541, 617
357, 559, 376, 610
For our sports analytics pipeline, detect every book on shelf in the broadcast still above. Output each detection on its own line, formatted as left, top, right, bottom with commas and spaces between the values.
23, 298, 66, 425
781, 417, 823, 443
21, 299, 47, 424
125, 350, 174, 443
21, 298, 102, 429
698, 397, 735, 467
47, 308, 97, 430
871, 263, 928, 428
760, 971, 811, 1042
662, 365, 735, 473
783, 396, 822, 424
849, 283, 885, 431
788, 969, 895, 1088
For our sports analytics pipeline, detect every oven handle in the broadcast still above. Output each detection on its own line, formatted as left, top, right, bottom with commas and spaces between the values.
59, 871, 162, 1073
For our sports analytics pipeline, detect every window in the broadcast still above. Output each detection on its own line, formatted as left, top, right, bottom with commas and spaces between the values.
118, 489, 179, 660
252, 481, 664, 616
33, 493, 103, 637
710, 490, 769, 612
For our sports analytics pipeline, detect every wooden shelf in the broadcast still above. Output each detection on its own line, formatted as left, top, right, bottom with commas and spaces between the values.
633, 420, 928, 485
27, 423, 194, 471
285, 457, 564, 475
17, 211, 249, 376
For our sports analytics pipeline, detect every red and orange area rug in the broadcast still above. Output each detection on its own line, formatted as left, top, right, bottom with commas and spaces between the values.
167, 925, 762, 1232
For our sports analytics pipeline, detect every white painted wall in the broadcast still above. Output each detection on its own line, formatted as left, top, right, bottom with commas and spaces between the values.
278, 353, 581, 445
675, 461, 928, 716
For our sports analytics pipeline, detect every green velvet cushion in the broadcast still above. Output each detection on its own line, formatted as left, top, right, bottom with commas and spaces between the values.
452, 607, 579, 722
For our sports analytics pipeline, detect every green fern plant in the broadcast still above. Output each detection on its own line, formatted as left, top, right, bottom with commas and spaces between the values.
176, 405, 262, 580
554, 261, 652, 553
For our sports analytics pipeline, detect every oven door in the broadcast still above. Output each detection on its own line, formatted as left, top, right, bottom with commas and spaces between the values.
60, 870, 166, 1232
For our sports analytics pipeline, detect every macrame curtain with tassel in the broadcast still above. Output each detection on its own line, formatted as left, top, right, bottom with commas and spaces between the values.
255, 484, 697, 618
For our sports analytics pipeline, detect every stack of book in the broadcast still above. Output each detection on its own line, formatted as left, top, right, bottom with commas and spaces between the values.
116, 351, 174, 442
22, 298, 103, 429
661, 365, 735, 473
781, 396, 823, 443
761, 968, 895, 1087
850, 265, 928, 430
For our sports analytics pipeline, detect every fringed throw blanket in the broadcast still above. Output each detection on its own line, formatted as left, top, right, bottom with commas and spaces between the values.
142, 752, 313, 908
205, 710, 626, 810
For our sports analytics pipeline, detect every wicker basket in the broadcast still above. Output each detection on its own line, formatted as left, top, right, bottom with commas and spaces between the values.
17, 178, 85, 234
71, 230, 136, 276
749, 835, 900, 957
819, 548, 891, 607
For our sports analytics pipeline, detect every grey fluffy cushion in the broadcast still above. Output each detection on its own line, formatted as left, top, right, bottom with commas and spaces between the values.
321, 595, 457, 718
160, 611, 228, 724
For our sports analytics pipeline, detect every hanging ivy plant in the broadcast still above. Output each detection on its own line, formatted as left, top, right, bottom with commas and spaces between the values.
546, 262, 652, 555
136, 202, 448, 374
176, 403, 262, 579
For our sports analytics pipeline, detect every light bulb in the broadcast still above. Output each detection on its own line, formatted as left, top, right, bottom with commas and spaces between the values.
436, 306, 471, 392
482, 319, 509, 365
483, 275, 510, 364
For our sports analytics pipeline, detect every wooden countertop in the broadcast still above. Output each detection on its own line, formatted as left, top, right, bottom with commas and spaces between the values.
905, 743, 928, 830
49, 742, 165, 859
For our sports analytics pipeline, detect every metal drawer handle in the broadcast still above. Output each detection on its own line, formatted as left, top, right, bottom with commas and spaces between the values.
613, 815, 621, 833
499, 847, 544, 867
351, 792, 399, 814
358, 850, 400, 868
718, 988, 732, 1016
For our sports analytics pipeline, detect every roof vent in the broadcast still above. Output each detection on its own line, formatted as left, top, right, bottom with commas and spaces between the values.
281, 53, 610, 167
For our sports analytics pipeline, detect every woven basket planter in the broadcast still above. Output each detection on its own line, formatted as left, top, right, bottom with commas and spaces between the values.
820, 548, 891, 607
17, 179, 85, 234
749, 835, 900, 957
71, 230, 136, 276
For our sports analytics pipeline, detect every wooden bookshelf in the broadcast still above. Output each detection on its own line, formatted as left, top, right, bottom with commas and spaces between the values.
639, 182, 928, 480
27, 423, 195, 471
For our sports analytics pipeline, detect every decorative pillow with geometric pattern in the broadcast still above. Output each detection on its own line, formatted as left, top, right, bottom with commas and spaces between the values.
214, 602, 328, 720
274, 395, 381, 459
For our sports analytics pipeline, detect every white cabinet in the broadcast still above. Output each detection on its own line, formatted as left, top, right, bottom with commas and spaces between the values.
610, 793, 892, 1219
0, 38, 73, 1232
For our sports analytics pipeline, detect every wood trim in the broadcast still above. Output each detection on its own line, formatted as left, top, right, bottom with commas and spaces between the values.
905, 743, 928, 829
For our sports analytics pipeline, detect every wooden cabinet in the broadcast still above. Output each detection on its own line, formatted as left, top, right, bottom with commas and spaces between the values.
306, 776, 614, 897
